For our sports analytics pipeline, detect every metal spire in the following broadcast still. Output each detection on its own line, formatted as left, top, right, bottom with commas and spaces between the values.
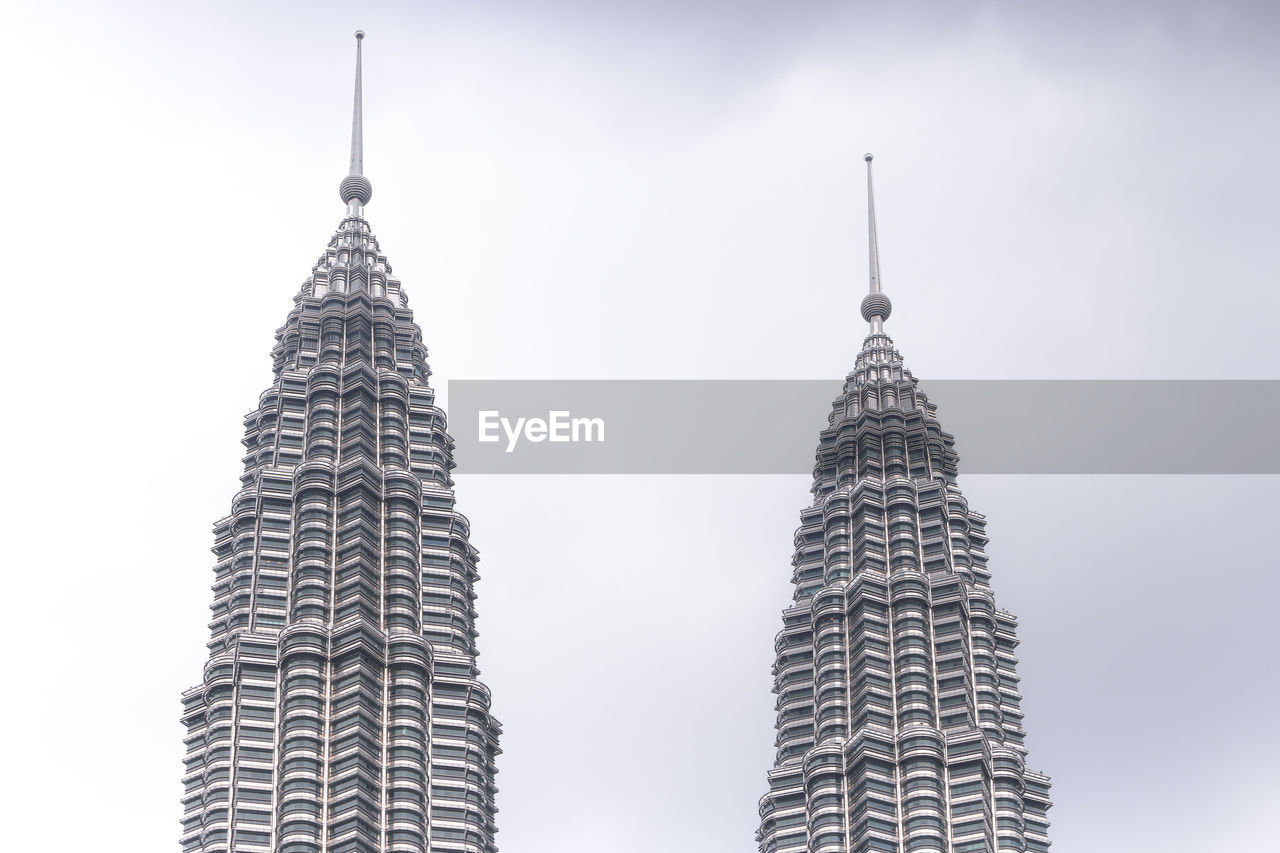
866, 153, 881, 295
860, 153, 892, 333
339, 30, 373, 213
350, 30, 364, 177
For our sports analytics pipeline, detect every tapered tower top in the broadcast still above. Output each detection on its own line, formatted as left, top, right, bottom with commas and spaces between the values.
339, 30, 373, 212
860, 153, 892, 334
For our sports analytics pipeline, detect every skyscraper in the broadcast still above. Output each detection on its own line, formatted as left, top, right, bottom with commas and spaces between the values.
180, 33, 501, 853
756, 156, 1051, 853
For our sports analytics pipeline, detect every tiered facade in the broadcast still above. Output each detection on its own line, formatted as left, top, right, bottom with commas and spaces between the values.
756, 157, 1050, 853
180, 33, 500, 853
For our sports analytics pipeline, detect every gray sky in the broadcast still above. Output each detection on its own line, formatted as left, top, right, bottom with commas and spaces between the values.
0, 1, 1277, 851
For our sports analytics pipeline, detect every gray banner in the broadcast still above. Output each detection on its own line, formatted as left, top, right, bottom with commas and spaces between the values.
446, 380, 1280, 474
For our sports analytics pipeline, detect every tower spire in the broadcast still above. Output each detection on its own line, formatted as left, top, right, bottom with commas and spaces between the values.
339, 30, 373, 214
860, 153, 892, 334
350, 29, 364, 178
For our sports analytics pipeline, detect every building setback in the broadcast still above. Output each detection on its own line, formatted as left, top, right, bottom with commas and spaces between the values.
757, 156, 1051, 853
180, 33, 501, 853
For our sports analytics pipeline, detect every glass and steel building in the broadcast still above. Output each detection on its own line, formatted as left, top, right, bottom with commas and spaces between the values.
756, 157, 1051, 853
180, 33, 501, 853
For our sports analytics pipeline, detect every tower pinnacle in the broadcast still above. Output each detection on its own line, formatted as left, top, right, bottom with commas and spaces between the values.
339, 30, 373, 211
860, 152, 892, 333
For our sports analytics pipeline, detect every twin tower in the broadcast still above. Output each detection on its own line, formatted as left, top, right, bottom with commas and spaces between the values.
179, 33, 1051, 853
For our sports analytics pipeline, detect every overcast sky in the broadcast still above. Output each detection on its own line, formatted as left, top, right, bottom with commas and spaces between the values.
1, 1, 1277, 851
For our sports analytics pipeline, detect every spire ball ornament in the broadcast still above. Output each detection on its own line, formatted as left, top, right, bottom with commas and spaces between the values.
340, 174, 373, 205
861, 292, 892, 323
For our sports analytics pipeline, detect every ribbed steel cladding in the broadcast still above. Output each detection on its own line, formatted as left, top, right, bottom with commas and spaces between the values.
756, 152, 1051, 853
181, 87, 501, 852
